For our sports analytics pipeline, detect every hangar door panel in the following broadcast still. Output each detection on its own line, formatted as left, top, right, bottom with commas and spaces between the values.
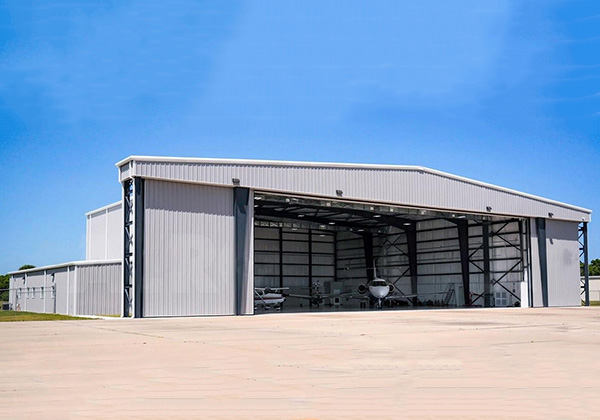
545, 220, 580, 307
143, 180, 235, 316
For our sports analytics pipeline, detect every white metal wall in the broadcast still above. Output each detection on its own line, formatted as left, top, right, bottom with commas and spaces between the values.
530, 219, 581, 307
545, 220, 581, 306
86, 203, 123, 260
51, 267, 71, 314
119, 159, 590, 222
143, 180, 236, 316
9, 262, 121, 316
77, 263, 121, 315
585, 276, 600, 301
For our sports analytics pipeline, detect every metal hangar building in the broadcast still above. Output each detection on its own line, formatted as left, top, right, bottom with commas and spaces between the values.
116, 156, 591, 317
9, 156, 592, 317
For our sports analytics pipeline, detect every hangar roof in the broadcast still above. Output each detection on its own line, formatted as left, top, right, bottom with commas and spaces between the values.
116, 156, 591, 222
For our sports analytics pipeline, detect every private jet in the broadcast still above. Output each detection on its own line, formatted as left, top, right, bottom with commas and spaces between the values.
355, 264, 419, 309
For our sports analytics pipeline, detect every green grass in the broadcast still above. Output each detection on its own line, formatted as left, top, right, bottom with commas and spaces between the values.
589, 301, 600, 306
0, 311, 93, 322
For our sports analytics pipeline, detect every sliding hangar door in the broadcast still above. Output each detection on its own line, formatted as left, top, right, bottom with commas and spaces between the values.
118, 157, 587, 318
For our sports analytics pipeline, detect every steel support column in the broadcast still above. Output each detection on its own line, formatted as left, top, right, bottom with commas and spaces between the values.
581, 222, 590, 306
482, 221, 491, 307
234, 187, 251, 316
362, 232, 375, 281
308, 228, 313, 307
526, 219, 534, 308
133, 177, 144, 318
406, 225, 418, 304
278, 227, 284, 289
535, 218, 549, 307
122, 179, 133, 317
457, 220, 471, 306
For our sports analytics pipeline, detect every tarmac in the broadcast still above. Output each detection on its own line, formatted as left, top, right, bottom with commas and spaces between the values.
2, 307, 600, 420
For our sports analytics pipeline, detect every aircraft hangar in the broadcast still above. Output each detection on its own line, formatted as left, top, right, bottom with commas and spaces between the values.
116, 156, 591, 317
8, 156, 593, 317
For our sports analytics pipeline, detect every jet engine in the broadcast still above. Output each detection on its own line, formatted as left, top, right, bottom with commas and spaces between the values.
357, 284, 367, 294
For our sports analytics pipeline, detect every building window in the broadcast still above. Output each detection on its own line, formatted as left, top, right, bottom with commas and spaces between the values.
39, 287, 44, 299
495, 291, 508, 307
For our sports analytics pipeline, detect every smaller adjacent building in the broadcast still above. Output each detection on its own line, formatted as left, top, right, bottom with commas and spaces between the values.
8, 260, 121, 316
584, 276, 600, 301
8, 202, 123, 316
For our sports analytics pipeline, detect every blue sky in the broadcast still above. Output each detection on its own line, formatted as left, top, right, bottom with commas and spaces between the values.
0, 0, 598, 273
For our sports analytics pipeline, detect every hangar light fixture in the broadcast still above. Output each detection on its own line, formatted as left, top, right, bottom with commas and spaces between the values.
297, 214, 305, 218
548, 212, 554, 218
232, 178, 240, 186
403, 222, 411, 226
328, 222, 336, 225
486, 206, 492, 212
336, 189, 343, 197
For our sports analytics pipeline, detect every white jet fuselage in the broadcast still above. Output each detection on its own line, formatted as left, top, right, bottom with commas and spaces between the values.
368, 278, 391, 300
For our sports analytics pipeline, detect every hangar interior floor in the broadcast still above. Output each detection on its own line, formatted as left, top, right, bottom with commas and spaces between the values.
253, 192, 527, 314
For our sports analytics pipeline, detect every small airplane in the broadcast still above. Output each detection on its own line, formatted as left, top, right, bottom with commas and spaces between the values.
254, 287, 288, 310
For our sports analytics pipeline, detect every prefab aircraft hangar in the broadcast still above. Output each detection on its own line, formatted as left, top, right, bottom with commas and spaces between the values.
9, 156, 592, 317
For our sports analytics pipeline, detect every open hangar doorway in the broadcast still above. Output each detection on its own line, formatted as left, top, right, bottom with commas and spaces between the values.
252, 192, 530, 313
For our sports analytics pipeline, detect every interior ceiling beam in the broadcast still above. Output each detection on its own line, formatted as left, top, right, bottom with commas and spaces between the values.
255, 207, 381, 230
256, 199, 412, 229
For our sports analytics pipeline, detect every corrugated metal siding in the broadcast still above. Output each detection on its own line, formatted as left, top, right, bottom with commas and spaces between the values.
120, 162, 132, 179
51, 268, 70, 314
9, 275, 22, 311
241, 193, 254, 315
585, 276, 600, 301
21, 272, 45, 313
86, 204, 123, 260
8, 263, 121, 316
122, 161, 589, 222
88, 213, 106, 260
76, 263, 121, 315
143, 180, 235, 316
529, 219, 544, 307
10, 269, 60, 313
106, 206, 122, 259
546, 220, 581, 307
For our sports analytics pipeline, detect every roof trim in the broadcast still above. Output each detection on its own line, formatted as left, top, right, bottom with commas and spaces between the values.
8, 259, 121, 275
85, 201, 122, 217
115, 155, 592, 215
